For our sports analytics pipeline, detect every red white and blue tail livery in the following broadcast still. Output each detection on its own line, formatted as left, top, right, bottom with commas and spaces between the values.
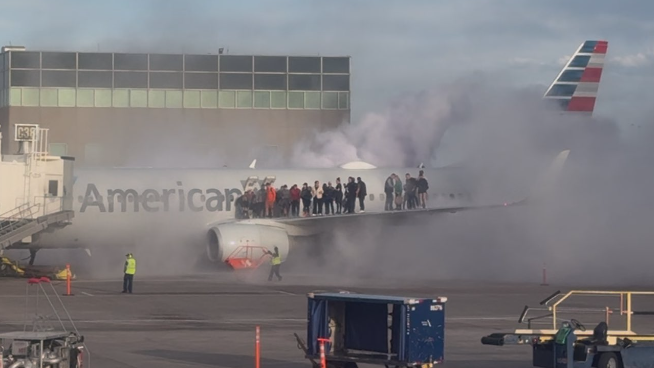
544, 40, 608, 115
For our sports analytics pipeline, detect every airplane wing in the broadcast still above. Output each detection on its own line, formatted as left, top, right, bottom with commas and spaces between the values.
271, 150, 569, 227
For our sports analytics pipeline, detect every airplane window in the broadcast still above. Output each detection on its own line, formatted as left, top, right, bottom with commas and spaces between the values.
369, 194, 374, 201
449, 194, 455, 199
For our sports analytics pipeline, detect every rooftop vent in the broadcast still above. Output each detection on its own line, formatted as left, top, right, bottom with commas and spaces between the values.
2, 46, 26, 52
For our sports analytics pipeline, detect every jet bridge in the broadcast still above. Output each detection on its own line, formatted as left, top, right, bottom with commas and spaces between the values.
0, 124, 74, 254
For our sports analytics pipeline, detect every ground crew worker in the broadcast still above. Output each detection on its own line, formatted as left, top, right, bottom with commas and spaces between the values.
264, 246, 282, 281
122, 253, 136, 294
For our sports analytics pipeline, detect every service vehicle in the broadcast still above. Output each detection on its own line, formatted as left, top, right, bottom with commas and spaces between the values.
481, 290, 654, 368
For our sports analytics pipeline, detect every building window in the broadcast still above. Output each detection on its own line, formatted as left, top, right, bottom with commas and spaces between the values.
322, 57, 349, 73
78, 71, 112, 88
305, 91, 320, 109
236, 90, 252, 108
270, 91, 286, 109
219, 73, 252, 90
42, 71, 76, 88
289, 74, 320, 91
219, 90, 236, 108
219, 55, 253, 72
149, 72, 183, 89
183, 90, 201, 108
11, 70, 40, 87
149, 54, 183, 71
254, 56, 286, 72
184, 72, 218, 89
288, 57, 320, 73
48, 180, 58, 197
254, 74, 286, 90
114, 72, 148, 88
114, 53, 148, 70
10, 51, 40, 69
322, 75, 349, 91
185, 54, 218, 72
41, 52, 76, 69
78, 53, 112, 70
322, 92, 338, 109
288, 91, 304, 108
254, 91, 270, 108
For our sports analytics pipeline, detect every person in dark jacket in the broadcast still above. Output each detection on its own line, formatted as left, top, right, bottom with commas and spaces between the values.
255, 187, 266, 218
345, 177, 358, 214
300, 183, 312, 217
290, 184, 301, 217
384, 175, 395, 211
356, 177, 367, 212
334, 177, 343, 214
405, 173, 418, 209
393, 174, 403, 210
417, 170, 429, 209
324, 182, 335, 215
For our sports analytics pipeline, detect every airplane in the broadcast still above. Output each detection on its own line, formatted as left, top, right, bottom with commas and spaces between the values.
8, 40, 608, 268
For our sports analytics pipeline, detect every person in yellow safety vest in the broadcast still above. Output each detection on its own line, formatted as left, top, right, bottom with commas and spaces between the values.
122, 253, 136, 294
264, 246, 282, 281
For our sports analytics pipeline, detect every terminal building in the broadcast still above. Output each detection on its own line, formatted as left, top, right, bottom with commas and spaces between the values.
0, 46, 351, 167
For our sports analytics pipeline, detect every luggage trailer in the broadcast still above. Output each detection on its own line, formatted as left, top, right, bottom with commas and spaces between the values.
481, 290, 654, 368
295, 292, 447, 368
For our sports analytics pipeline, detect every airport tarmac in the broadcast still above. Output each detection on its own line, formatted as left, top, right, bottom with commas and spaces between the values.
0, 272, 651, 368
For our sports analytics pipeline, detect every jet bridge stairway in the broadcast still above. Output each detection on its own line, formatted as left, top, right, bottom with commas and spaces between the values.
0, 203, 74, 250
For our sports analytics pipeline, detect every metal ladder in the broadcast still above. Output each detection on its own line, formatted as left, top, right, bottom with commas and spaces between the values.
0, 203, 41, 248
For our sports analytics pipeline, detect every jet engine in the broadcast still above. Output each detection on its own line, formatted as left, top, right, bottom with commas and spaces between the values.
206, 223, 290, 263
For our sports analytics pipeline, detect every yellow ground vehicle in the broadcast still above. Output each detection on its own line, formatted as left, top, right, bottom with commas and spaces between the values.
0, 256, 73, 280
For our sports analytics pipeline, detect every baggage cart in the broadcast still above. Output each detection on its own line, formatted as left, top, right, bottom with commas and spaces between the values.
295, 292, 447, 368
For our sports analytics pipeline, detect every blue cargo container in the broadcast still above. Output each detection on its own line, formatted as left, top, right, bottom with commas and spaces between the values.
295, 292, 447, 368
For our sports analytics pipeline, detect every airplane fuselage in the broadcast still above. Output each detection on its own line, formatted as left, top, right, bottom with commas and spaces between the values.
32, 166, 477, 251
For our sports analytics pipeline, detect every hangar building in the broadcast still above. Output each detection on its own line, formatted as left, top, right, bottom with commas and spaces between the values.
0, 46, 351, 167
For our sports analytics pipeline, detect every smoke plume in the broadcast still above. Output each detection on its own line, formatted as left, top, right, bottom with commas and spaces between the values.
282, 74, 654, 287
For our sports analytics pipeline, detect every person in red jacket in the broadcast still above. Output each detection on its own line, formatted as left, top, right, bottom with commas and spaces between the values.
289, 184, 301, 217
265, 183, 277, 218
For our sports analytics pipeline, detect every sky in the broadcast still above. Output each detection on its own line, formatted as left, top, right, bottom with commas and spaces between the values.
2, 0, 653, 139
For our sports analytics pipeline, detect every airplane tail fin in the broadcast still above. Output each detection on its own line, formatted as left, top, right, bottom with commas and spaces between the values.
543, 40, 608, 115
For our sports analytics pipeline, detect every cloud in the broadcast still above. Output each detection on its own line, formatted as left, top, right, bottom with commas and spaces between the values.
611, 50, 654, 67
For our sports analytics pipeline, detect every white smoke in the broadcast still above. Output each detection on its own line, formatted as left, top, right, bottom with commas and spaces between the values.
291, 77, 489, 168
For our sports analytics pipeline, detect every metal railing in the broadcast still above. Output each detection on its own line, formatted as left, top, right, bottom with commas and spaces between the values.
519, 290, 654, 332
0, 203, 41, 236
32, 195, 66, 217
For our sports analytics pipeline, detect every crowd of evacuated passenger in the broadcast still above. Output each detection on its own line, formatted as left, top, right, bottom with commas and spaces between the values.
234, 171, 429, 219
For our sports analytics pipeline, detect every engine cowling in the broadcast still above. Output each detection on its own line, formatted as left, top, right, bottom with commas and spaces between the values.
206, 223, 290, 263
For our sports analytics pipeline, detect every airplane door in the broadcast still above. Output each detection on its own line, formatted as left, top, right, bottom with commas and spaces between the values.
262, 176, 276, 187
243, 176, 259, 191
